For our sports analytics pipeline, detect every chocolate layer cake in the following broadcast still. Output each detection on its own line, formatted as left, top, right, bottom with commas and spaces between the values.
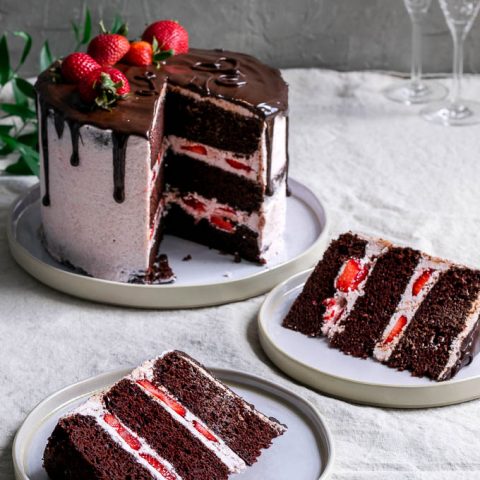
44, 350, 286, 479
282, 232, 480, 381
35, 49, 288, 283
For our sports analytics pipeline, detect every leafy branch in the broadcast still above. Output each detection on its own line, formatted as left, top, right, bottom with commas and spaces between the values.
0, 6, 95, 175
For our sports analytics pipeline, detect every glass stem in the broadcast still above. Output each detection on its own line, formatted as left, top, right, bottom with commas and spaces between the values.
411, 19, 422, 87
450, 27, 465, 105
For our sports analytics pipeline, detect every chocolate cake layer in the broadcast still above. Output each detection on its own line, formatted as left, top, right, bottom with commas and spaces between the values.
44, 414, 153, 480
165, 203, 262, 263
153, 351, 284, 466
105, 379, 230, 480
330, 247, 421, 358
164, 90, 263, 156
164, 151, 264, 213
282, 233, 368, 337
387, 267, 480, 380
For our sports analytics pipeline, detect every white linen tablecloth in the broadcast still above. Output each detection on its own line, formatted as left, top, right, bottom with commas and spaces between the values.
1, 70, 480, 479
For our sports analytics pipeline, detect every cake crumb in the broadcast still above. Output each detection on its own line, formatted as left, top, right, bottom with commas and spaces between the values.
223, 271, 232, 278
182, 254, 192, 261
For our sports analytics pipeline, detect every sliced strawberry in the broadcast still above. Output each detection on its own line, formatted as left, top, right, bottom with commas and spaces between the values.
335, 258, 369, 293
181, 144, 207, 155
140, 453, 177, 480
321, 297, 345, 323
136, 379, 186, 417
183, 195, 206, 213
226, 158, 253, 173
103, 413, 141, 450
384, 315, 408, 344
215, 206, 235, 216
412, 269, 434, 296
211, 215, 235, 232
193, 420, 219, 442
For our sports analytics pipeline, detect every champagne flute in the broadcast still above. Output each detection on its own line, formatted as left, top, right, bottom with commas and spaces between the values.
422, 0, 480, 125
384, 0, 448, 104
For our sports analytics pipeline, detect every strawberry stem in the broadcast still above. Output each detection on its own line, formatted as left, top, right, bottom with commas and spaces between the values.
93, 72, 126, 110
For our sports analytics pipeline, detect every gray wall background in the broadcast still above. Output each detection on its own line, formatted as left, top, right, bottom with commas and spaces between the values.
2, 0, 480, 76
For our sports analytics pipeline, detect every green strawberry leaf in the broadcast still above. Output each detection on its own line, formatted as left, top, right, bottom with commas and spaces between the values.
153, 49, 174, 62
13, 31, 32, 69
0, 34, 12, 86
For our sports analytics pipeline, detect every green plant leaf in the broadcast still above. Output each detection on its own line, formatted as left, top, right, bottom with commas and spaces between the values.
71, 20, 80, 45
111, 14, 123, 34
0, 102, 36, 119
0, 35, 12, 86
12, 80, 28, 106
14, 77, 35, 99
13, 31, 32, 69
5, 156, 33, 175
0, 144, 14, 155
18, 131, 38, 147
0, 124, 13, 135
82, 7, 92, 44
0, 133, 39, 176
40, 40, 54, 71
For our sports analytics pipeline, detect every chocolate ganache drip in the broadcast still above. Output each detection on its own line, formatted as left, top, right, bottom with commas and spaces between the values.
134, 71, 159, 97
112, 132, 129, 203
66, 119, 82, 166
39, 99, 50, 206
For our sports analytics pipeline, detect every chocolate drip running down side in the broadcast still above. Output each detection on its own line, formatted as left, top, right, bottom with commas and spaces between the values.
112, 133, 129, 204
66, 119, 82, 166
53, 110, 65, 139
39, 99, 50, 207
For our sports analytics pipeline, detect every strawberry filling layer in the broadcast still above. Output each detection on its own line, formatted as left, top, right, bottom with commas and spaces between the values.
166, 192, 248, 234
373, 258, 447, 363
167, 137, 260, 182
101, 411, 178, 479
383, 315, 408, 345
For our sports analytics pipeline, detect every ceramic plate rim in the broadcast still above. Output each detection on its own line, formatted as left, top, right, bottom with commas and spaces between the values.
12, 367, 335, 480
6, 179, 329, 308
258, 268, 480, 407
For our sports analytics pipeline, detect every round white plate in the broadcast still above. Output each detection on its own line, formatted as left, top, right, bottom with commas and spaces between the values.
13, 367, 334, 480
258, 269, 480, 408
7, 179, 328, 309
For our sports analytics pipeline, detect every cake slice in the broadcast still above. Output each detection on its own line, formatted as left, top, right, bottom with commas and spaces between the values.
282, 232, 480, 381
43, 351, 286, 479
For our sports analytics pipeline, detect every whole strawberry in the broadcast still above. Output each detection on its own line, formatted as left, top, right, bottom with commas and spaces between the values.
142, 20, 189, 56
78, 67, 130, 109
61, 53, 100, 83
123, 41, 153, 66
87, 22, 130, 66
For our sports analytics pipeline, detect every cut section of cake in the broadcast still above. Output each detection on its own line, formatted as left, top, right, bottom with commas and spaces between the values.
43, 351, 286, 479
35, 48, 288, 283
282, 232, 480, 381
